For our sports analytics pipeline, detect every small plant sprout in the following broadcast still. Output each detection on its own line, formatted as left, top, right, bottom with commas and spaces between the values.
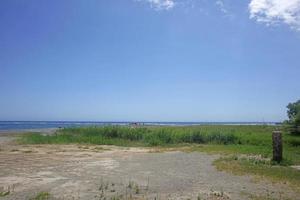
134, 184, 140, 194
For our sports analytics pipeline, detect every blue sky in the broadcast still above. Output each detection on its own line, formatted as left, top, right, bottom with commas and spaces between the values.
0, 0, 300, 122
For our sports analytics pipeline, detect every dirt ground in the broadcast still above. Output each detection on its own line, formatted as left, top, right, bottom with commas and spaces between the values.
0, 135, 299, 200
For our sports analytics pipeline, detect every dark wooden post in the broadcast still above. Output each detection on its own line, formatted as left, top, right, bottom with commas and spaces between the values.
272, 131, 282, 162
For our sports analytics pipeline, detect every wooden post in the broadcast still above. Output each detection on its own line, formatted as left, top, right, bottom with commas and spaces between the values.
272, 131, 282, 162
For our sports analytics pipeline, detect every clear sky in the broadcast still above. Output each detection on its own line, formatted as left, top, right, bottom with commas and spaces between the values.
0, 0, 300, 122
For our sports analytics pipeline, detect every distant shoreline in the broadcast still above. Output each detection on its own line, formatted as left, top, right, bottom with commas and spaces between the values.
0, 121, 281, 133
0, 128, 58, 135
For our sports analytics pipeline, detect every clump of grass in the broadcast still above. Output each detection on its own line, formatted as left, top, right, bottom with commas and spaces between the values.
0, 185, 16, 197
110, 196, 121, 200
127, 181, 134, 189
30, 192, 50, 200
0, 191, 10, 197
197, 194, 202, 200
20, 126, 243, 146
127, 180, 140, 194
134, 184, 140, 194
214, 156, 300, 191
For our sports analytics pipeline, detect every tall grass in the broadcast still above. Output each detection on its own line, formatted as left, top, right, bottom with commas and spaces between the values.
20, 125, 300, 164
20, 125, 280, 146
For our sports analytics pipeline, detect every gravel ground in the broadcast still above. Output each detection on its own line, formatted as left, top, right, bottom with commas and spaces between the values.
0, 135, 299, 200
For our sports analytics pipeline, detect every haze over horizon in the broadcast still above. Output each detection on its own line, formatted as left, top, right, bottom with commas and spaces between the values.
1, 0, 300, 122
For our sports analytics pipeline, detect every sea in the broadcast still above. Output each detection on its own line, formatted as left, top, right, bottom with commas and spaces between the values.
0, 121, 279, 132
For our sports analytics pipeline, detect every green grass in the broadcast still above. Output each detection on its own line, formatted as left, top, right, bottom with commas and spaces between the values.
20, 125, 300, 165
0, 191, 10, 197
214, 156, 300, 192
30, 192, 50, 200
189, 144, 300, 165
20, 125, 277, 145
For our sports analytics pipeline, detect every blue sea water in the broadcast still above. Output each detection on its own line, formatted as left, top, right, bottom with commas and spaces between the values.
0, 121, 278, 131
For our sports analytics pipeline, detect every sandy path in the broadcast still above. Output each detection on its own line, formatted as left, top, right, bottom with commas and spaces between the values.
0, 137, 299, 200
